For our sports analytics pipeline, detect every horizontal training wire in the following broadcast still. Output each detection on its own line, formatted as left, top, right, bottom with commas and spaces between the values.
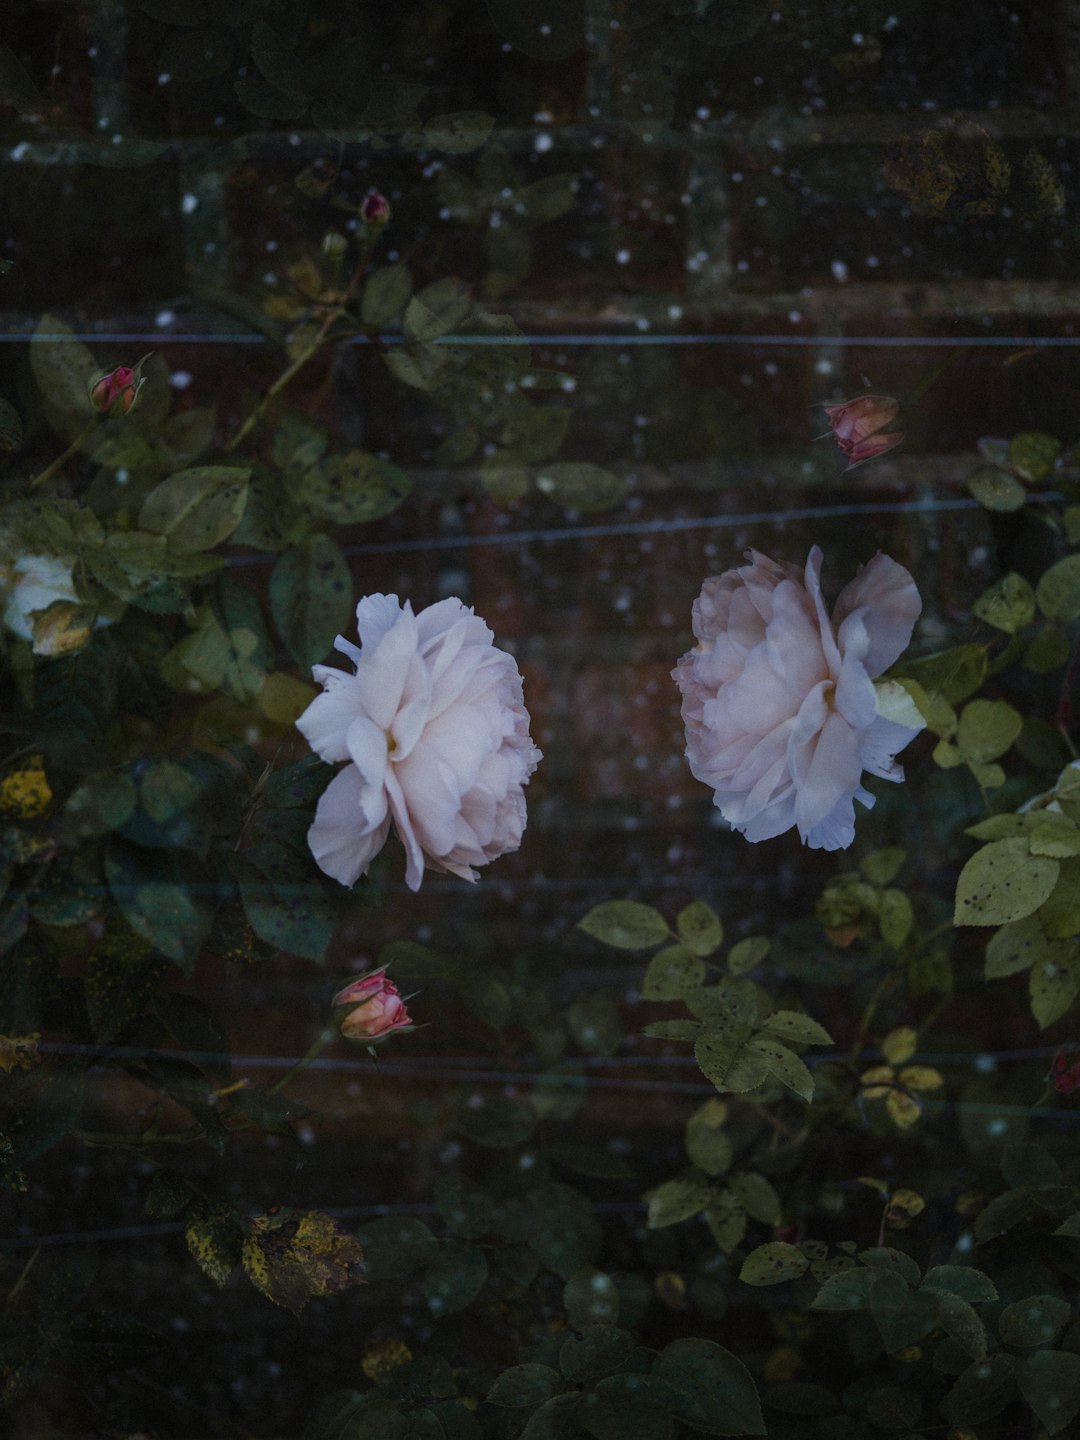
8, 331, 1080, 348
217, 497, 985, 567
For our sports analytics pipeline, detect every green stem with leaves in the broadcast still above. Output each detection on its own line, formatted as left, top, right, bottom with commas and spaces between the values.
28, 416, 98, 491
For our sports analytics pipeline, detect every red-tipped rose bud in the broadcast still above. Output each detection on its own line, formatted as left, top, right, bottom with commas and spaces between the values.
1052, 1047, 1080, 1095
822, 394, 903, 470
332, 965, 413, 1043
88, 363, 146, 416
360, 190, 391, 226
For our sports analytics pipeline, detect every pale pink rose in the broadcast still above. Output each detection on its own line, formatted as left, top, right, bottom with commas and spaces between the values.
297, 594, 541, 891
823, 395, 903, 469
673, 546, 923, 850
332, 966, 413, 1042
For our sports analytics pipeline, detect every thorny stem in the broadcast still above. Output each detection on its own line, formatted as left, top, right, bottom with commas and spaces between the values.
224, 232, 382, 455
28, 416, 98, 491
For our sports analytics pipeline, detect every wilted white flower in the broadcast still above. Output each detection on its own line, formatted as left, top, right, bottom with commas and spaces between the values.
297, 593, 541, 891
673, 545, 923, 850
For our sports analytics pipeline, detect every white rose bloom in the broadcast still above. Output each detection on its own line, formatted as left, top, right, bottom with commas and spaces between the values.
2, 553, 80, 641
297, 593, 541, 891
673, 545, 923, 850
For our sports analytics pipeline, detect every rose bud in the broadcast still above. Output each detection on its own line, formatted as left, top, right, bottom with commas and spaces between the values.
360, 190, 391, 225
1052, 1047, 1080, 1095
332, 966, 414, 1043
88, 362, 147, 416
823, 394, 903, 470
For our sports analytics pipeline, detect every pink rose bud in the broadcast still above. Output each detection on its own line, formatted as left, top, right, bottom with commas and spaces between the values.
823, 394, 903, 470
88, 364, 146, 416
360, 191, 391, 225
1052, 1048, 1080, 1095
332, 966, 413, 1042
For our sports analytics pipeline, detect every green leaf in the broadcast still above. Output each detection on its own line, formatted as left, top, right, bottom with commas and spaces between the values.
384, 341, 450, 391
899, 644, 987, 705
301, 451, 413, 525
559, 1325, 634, 1383
104, 840, 209, 973
1038, 554, 1080, 623
935, 1291, 988, 1360
1055, 1212, 1080, 1236
957, 699, 1024, 764
1026, 623, 1072, 673
236, 843, 341, 961
520, 1182, 602, 1280
1016, 1350, 1080, 1434
520, 1394, 583, 1440
727, 935, 769, 975
455, 1091, 535, 1149
404, 278, 472, 342
139, 466, 251, 551
422, 1242, 488, 1316
362, 264, 414, 327
535, 462, 626, 512
1030, 946, 1080, 1028
811, 1268, 878, 1310
1029, 815, 1080, 858
870, 1271, 942, 1351
646, 1175, 711, 1228
878, 888, 914, 948
676, 900, 724, 956
642, 945, 706, 1001
974, 1187, 1034, 1242
488, 1364, 566, 1408
968, 466, 1027, 512
705, 1191, 747, 1253
564, 1268, 620, 1328
946, 1354, 1017, 1427
954, 838, 1060, 927
728, 1171, 781, 1226
425, 110, 495, 152
859, 847, 906, 885
986, 914, 1058, 978
652, 1338, 765, 1436
578, 901, 670, 950
29, 314, 98, 437
269, 535, 352, 671
568, 992, 623, 1057
1038, 858, 1080, 937
501, 407, 571, 464
355, 1217, 438, 1280
685, 1098, 734, 1176
85, 918, 169, 1043
695, 1032, 769, 1094
999, 1294, 1072, 1348
859, 1248, 921, 1286
760, 1010, 832, 1046
973, 572, 1037, 633
643, 1019, 703, 1041
434, 1174, 497, 1240
922, 1266, 998, 1303
234, 74, 308, 119
739, 1242, 809, 1286
1010, 430, 1062, 481
744, 1036, 814, 1101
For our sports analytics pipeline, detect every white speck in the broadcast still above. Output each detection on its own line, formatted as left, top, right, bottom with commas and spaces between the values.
815, 358, 834, 375
10, 144, 29, 162
668, 304, 683, 319
616, 248, 631, 264
181, 193, 198, 214
696, 106, 711, 119
974, 1054, 996, 1072
534, 132, 553, 153
158, 73, 171, 85
170, 371, 193, 389
831, 259, 849, 282
866, 255, 880, 268
987, 1117, 1007, 1136
115, 468, 129, 486
788, 310, 802, 323
155, 309, 175, 328
539, 23, 551, 34
265, 239, 278, 252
